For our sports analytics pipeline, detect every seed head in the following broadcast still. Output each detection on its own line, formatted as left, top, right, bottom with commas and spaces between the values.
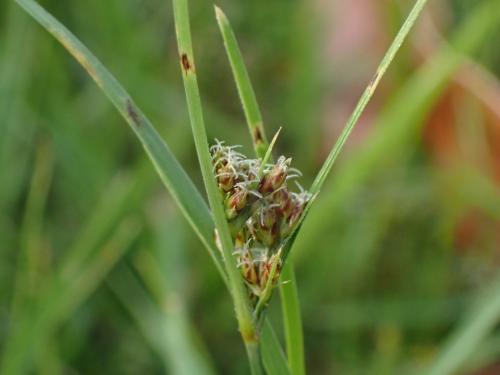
273, 188, 294, 220
259, 156, 291, 194
211, 140, 311, 301
259, 253, 282, 290
247, 205, 279, 247
225, 186, 248, 219
238, 246, 259, 286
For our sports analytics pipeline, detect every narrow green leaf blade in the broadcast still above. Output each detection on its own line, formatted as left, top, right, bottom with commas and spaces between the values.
280, 0, 432, 274
215, 5, 268, 158
310, 0, 430, 195
171, 0, 256, 365
293, 0, 500, 260
14, 0, 227, 283
276, 3, 428, 367
258, 127, 282, 177
279, 263, 306, 375
262, 320, 292, 375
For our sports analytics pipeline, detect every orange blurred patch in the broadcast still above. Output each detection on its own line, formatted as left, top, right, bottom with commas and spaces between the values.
423, 67, 500, 251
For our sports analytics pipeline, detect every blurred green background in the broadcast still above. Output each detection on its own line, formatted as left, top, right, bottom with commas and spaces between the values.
1, 0, 499, 374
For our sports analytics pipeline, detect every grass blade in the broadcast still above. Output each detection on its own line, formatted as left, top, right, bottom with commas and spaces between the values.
462, 333, 500, 374
170, 0, 258, 372
310, 0, 430, 195
262, 320, 292, 375
277, 1, 431, 368
294, 0, 500, 260
258, 127, 282, 177
279, 263, 306, 375
277, 0, 432, 275
215, 5, 268, 157
14, 0, 227, 283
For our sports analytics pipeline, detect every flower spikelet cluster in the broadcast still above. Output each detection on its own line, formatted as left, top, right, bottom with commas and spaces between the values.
211, 140, 311, 299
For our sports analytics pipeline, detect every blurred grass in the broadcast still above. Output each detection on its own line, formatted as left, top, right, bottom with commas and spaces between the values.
1, 0, 500, 374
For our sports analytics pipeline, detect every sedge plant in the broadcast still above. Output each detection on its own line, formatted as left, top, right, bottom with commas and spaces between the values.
13, 0, 431, 373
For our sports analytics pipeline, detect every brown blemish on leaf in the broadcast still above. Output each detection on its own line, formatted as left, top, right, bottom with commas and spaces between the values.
241, 328, 259, 344
126, 99, 140, 127
181, 53, 193, 73
253, 127, 263, 143
369, 71, 380, 88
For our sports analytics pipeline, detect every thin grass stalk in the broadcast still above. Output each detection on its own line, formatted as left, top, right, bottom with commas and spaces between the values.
275, 1, 430, 369
293, 0, 500, 262
276, 0, 432, 269
261, 320, 292, 375
310, 0, 430, 195
279, 263, 305, 375
170, 0, 260, 372
268, 12, 435, 364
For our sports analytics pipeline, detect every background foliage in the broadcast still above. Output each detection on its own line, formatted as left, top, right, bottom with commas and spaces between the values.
1, 0, 499, 373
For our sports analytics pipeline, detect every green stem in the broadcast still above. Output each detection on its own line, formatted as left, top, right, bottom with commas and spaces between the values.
246, 341, 265, 375
171, 0, 261, 372
276, 3, 431, 368
261, 320, 292, 374
310, 0, 430, 195
273, 0, 432, 286
279, 263, 305, 375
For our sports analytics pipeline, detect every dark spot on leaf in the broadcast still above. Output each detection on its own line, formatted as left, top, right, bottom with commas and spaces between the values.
181, 53, 192, 73
126, 99, 140, 127
370, 71, 380, 87
254, 127, 263, 143
241, 329, 258, 344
